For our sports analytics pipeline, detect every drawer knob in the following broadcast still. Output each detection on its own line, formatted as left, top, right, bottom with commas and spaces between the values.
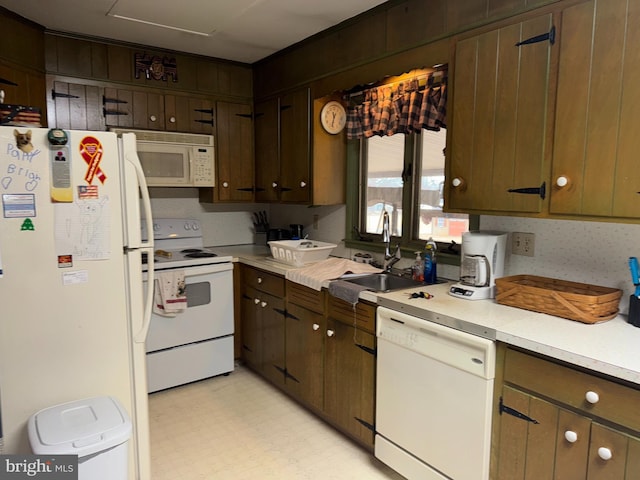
327, 329, 335, 337
272, 182, 278, 188
257, 277, 263, 284
222, 181, 229, 188
312, 323, 320, 331
254, 298, 260, 304
564, 431, 578, 443
261, 301, 267, 308
150, 115, 157, 122
556, 175, 569, 187
585, 391, 600, 404
169, 116, 176, 123
300, 181, 307, 188
598, 447, 612, 461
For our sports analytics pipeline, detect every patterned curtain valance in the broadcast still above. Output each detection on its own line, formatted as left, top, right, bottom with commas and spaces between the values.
345, 70, 447, 140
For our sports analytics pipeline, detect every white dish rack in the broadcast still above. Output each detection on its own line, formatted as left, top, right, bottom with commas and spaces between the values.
268, 240, 337, 267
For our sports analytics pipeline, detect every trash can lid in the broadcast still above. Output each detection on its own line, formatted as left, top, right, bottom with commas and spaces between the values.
28, 396, 132, 457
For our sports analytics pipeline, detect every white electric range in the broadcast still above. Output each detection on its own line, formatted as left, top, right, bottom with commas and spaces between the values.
142, 218, 234, 392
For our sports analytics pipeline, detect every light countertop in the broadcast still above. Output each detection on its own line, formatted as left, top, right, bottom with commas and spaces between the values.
213, 245, 640, 385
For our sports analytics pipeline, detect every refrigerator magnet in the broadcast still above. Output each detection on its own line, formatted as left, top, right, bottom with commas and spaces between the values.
20, 218, 34, 231
78, 185, 99, 199
2, 193, 36, 218
57, 254, 73, 268
79, 136, 106, 185
48, 129, 73, 203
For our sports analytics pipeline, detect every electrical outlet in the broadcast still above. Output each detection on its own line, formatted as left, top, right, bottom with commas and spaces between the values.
512, 232, 535, 257
313, 214, 319, 230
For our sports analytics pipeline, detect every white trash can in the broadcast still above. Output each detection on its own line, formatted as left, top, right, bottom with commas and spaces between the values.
28, 396, 132, 480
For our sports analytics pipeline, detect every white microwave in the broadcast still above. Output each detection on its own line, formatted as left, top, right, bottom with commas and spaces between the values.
111, 129, 215, 187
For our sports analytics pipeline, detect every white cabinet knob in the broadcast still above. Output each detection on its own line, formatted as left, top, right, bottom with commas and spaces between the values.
272, 182, 278, 188
222, 181, 229, 188
327, 329, 335, 337
257, 277, 263, 284
300, 181, 307, 188
585, 391, 600, 404
150, 115, 157, 122
598, 447, 612, 461
254, 298, 260, 304
452, 177, 463, 187
312, 323, 320, 331
556, 176, 569, 187
169, 116, 176, 123
260, 301, 267, 308
564, 431, 578, 443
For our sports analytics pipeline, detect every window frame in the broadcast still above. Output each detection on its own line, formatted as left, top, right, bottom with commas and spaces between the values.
344, 135, 478, 265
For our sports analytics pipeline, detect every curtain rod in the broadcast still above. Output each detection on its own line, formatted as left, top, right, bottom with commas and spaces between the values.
345, 67, 447, 101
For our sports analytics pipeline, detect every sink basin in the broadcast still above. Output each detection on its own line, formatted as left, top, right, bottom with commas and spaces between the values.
341, 273, 424, 293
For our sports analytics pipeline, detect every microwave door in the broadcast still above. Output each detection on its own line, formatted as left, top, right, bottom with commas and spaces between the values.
137, 145, 190, 186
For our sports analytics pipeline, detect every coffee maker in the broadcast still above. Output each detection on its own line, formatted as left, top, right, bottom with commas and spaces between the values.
449, 231, 508, 300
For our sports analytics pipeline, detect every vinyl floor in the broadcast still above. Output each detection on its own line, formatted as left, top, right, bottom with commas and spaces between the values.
148, 364, 404, 479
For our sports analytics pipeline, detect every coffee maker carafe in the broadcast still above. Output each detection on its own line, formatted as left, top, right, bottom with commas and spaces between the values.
449, 231, 508, 300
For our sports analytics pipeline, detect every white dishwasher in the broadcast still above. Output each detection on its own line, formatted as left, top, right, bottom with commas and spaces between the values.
375, 306, 496, 480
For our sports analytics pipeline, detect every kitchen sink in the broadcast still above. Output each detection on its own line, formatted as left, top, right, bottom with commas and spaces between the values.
341, 273, 425, 293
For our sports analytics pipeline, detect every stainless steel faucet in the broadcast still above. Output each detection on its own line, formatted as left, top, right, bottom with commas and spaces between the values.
382, 210, 401, 271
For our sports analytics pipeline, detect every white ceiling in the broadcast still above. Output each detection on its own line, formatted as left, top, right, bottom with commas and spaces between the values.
0, 0, 387, 64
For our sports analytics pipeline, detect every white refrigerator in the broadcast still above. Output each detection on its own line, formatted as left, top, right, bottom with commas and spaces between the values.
0, 126, 155, 479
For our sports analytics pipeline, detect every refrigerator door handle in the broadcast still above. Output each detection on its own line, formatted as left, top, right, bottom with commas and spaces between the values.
125, 148, 155, 343
135, 247, 154, 343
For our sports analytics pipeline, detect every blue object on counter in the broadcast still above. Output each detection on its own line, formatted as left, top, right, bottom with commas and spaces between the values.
629, 257, 640, 297
424, 237, 437, 284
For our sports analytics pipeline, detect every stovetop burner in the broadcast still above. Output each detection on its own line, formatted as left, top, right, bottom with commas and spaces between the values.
181, 248, 203, 254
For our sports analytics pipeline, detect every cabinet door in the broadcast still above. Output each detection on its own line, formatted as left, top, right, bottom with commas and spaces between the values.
449, 14, 552, 213
215, 101, 254, 201
50, 81, 103, 130
279, 88, 311, 203
254, 98, 279, 202
495, 386, 568, 480
285, 302, 324, 410
553, 408, 590, 480
131, 91, 165, 130
240, 286, 261, 371
103, 87, 133, 128
188, 97, 214, 134
551, 0, 640, 218
260, 291, 286, 388
587, 423, 638, 480
164, 95, 214, 134
324, 319, 376, 448
0, 62, 46, 125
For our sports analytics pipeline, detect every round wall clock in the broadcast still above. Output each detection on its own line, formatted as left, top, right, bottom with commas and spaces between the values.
320, 100, 346, 134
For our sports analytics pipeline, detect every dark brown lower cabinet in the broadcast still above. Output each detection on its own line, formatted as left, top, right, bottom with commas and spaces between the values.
492, 346, 640, 479
324, 317, 376, 448
239, 268, 376, 450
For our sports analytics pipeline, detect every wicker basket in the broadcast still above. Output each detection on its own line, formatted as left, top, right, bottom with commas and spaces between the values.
495, 275, 622, 324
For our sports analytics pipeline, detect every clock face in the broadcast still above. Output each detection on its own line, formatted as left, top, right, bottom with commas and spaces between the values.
320, 101, 346, 134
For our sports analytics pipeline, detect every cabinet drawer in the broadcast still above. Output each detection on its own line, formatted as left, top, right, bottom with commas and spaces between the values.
241, 265, 284, 297
328, 296, 375, 334
287, 281, 325, 314
504, 348, 640, 432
